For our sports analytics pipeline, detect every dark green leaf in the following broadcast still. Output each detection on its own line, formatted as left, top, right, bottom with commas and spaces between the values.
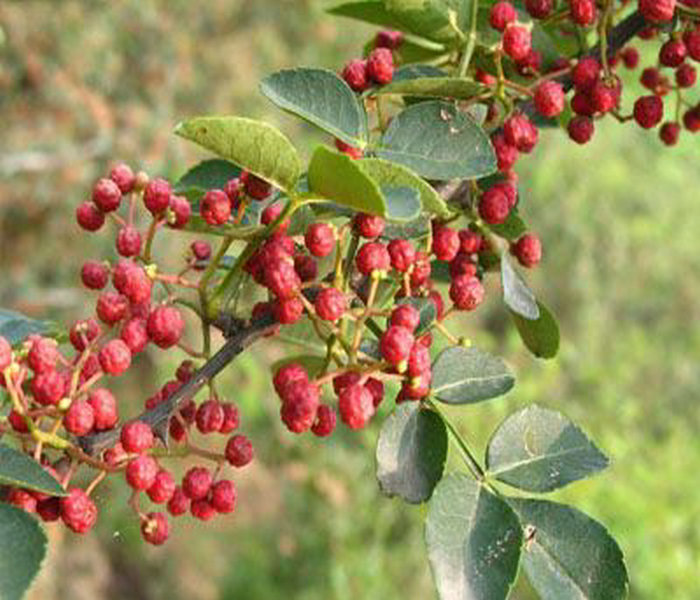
260, 68, 368, 148
0, 445, 67, 497
392, 64, 447, 82
508, 498, 629, 600
174, 116, 301, 193
277, 318, 329, 355
376, 77, 488, 100
0, 310, 53, 347
0, 504, 47, 600
382, 186, 422, 222
486, 405, 609, 492
501, 253, 539, 320
431, 346, 514, 405
397, 296, 436, 335
360, 157, 451, 218
377, 101, 496, 181
425, 473, 522, 600
511, 301, 560, 359
376, 403, 447, 503
489, 211, 527, 241
307, 146, 386, 216
173, 158, 241, 194
394, 40, 448, 64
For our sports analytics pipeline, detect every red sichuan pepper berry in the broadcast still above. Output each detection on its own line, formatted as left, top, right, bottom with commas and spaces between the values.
279, 380, 320, 433
534, 81, 566, 117
87, 388, 118, 430
568, 116, 595, 144
196, 400, 225, 434
450, 276, 485, 311
182, 467, 213, 500
143, 178, 171, 215
126, 454, 159, 490
116, 226, 142, 257
92, 178, 122, 213
366, 47, 394, 85
201, 189, 231, 226
570, 0, 597, 26
28, 337, 60, 374
380, 326, 414, 367
211, 480, 237, 514
311, 404, 337, 437
147, 305, 185, 349
502, 25, 532, 62
141, 512, 170, 545
225, 434, 254, 467
633, 95, 664, 129
80, 261, 109, 290
305, 223, 336, 257
342, 59, 369, 92
375, 29, 404, 49
387, 239, 416, 272
147, 470, 176, 504
314, 287, 347, 321
659, 121, 681, 145
338, 384, 375, 430
167, 486, 190, 516
356, 242, 390, 275
168, 195, 191, 228
432, 226, 460, 262
110, 163, 135, 193
512, 233, 543, 268
390, 304, 420, 332
60, 488, 98, 534
504, 113, 539, 152
243, 173, 273, 201
479, 187, 511, 224
76, 202, 105, 232
490, 1, 518, 31
64, 400, 95, 436
31, 371, 66, 406
219, 403, 240, 434
353, 213, 385, 238
121, 420, 154, 453
638, 0, 676, 22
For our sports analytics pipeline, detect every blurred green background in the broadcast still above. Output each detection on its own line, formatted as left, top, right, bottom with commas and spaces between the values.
1, 1, 699, 599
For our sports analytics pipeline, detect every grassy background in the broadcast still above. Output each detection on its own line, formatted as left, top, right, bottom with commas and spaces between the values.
1, 1, 699, 598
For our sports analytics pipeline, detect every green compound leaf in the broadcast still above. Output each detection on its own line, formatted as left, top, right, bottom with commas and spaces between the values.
376, 403, 447, 504
377, 101, 497, 181
260, 68, 368, 149
431, 346, 515, 405
425, 473, 523, 600
0, 504, 47, 600
396, 296, 437, 335
508, 498, 629, 600
486, 405, 609, 493
375, 77, 488, 100
510, 301, 560, 359
382, 186, 422, 222
360, 157, 452, 218
501, 253, 540, 320
173, 158, 241, 195
174, 116, 301, 194
0, 445, 67, 497
489, 210, 527, 241
0, 309, 53, 347
307, 146, 386, 216
392, 64, 447, 82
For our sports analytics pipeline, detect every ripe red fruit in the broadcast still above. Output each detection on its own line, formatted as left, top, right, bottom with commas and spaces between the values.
568, 116, 595, 144
410, 251, 431, 288
311, 404, 337, 437
683, 106, 700, 132
96, 291, 129, 325
432, 226, 460, 262
387, 239, 416, 272
191, 240, 212, 262
571, 92, 595, 116
31, 371, 65, 406
168, 194, 192, 229
353, 213, 385, 238
449, 253, 478, 279
37, 497, 61, 522
243, 173, 273, 201
87, 388, 118, 431
407, 342, 431, 377
502, 25, 532, 62
365, 378, 385, 407
659, 121, 681, 145
526, 0, 553, 19
60, 488, 98, 534
143, 178, 172, 215
479, 187, 511, 224
334, 138, 364, 159
366, 47, 394, 85
572, 57, 601, 92
570, 0, 597, 26
196, 400, 225, 434
261, 202, 288, 231
91, 178, 122, 213
219, 403, 240, 434
264, 259, 301, 300
225, 434, 254, 467
638, 0, 676, 22
356, 242, 390, 275
273, 362, 309, 396
273, 297, 304, 324
633, 95, 664, 129
116, 226, 142, 257
685, 29, 700, 61
534, 81, 566, 117
503, 113, 539, 153
342, 59, 369, 92
224, 178, 242, 207
28, 337, 60, 375
659, 39, 687, 67
294, 254, 318, 282
126, 454, 159, 490
305, 223, 336, 257
279, 380, 320, 433
0, 336, 12, 371
390, 304, 420, 332
112, 260, 152, 305
459, 230, 482, 254
675, 63, 697, 88
121, 421, 154, 453
380, 325, 414, 366
620, 47, 640, 69
64, 399, 95, 436
69, 317, 101, 352
491, 132, 519, 172
110, 163, 135, 193
590, 80, 618, 113
147, 305, 185, 349
201, 189, 231, 226
120, 317, 149, 354
7, 489, 37, 513
450, 275, 485, 311
182, 467, 213, 500
338, 384, 375, 430
211, 480, 237, 513
315, 287, 347, 321
141, 512, 170, 545
81, 260, 109, 290
489, 1, 518, 31
375, 29, 404, 50
167, 486, 190, 516
76, 201, 105, 232
190, 499, 217, 521
8, 410, 29, 433
512, 233, 543, 268
147, 470, 176, 504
